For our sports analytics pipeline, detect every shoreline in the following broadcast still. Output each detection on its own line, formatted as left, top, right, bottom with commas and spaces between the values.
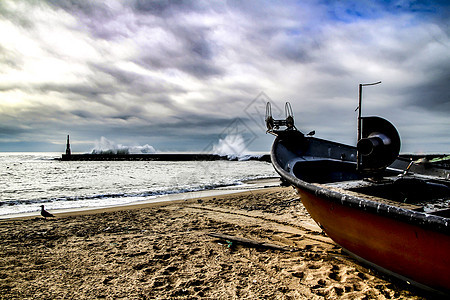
0, 177, 282, 221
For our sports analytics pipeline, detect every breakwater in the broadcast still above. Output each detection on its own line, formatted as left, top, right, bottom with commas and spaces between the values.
60, 153, 271, 162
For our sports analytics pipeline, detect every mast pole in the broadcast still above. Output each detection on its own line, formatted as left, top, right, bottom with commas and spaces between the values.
358, 84, 363, 142
356, 81, 381, 171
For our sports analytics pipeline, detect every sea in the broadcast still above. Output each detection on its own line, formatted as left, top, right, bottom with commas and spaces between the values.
0, 152, 278, 218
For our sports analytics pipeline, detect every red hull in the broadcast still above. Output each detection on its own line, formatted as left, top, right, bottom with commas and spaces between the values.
297, 187, 450, 292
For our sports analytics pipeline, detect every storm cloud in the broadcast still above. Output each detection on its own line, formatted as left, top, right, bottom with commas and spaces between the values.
0, 0, 448, 153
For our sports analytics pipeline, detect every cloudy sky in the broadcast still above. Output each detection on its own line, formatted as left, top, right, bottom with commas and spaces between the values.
0, 0, 449, 154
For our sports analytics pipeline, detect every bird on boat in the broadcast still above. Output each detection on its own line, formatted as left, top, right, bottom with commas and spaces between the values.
40, 205, 55, 219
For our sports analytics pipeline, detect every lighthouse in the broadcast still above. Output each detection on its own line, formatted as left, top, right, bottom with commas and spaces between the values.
66, 135, 71, 156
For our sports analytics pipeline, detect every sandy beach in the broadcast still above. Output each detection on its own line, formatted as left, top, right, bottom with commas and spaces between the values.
0, 185, 427, 299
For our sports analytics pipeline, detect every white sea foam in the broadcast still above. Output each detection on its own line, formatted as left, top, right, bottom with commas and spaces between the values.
212, 134, 252, 160
91, 137, 156, 154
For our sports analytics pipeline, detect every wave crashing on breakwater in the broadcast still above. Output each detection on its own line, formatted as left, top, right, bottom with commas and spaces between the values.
64, 135, 266, 161
91, 137, 156, 155
212, 134, 257, 161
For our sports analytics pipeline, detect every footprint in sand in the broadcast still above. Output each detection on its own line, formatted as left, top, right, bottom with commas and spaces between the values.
308, 263, 322, 270
328, 264, 342, 281
161, 265, 178, 275
291, 271, 304, 279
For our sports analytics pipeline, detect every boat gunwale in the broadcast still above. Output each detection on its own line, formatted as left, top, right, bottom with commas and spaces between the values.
271, 137, 450, 236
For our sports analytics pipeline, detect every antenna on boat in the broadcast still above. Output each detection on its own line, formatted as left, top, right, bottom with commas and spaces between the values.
265, 102, 274, 132
265, 102, 297, 135
356, 81, 381, 171
285, 102, 295, 130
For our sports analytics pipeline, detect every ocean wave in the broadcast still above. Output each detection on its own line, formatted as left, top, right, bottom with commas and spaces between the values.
0, 155, 278, 217
0, 175, 274, 212
212, 134, 254, 160
91, 137, 156, 154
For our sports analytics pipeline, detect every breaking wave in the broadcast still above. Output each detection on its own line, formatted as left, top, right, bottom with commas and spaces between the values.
91, 137, 156, 154
212, 134, 255, 160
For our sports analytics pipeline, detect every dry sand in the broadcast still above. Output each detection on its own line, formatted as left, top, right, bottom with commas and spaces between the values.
0, 186, 428, 299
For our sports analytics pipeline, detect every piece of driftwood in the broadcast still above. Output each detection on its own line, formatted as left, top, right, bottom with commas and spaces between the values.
207, 232, 292, 251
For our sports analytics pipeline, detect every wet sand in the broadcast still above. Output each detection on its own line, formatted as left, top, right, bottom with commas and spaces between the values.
0, 186, 427, 299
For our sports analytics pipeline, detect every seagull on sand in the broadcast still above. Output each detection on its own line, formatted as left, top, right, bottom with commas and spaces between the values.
40, 205, 55, 219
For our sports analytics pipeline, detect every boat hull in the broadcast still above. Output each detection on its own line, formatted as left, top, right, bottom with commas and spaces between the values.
297, 187, 450, 293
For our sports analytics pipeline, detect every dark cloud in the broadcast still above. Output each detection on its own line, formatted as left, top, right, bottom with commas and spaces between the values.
38, 83, 107, 99
0, 124, 27, 137
46, 0, 106, 16
133, 21, 224, 78
110, 114, 136, 121
268, 31, 322, 63
71, 109, 97, 119
47, 0, 133, 40
90, 64, 186, 96
408, 72, 450, 112
130, 0, 194, 15
52, 0, 225, 79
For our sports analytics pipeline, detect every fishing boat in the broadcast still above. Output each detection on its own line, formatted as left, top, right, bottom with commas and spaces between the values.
266, 85, 450, 295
